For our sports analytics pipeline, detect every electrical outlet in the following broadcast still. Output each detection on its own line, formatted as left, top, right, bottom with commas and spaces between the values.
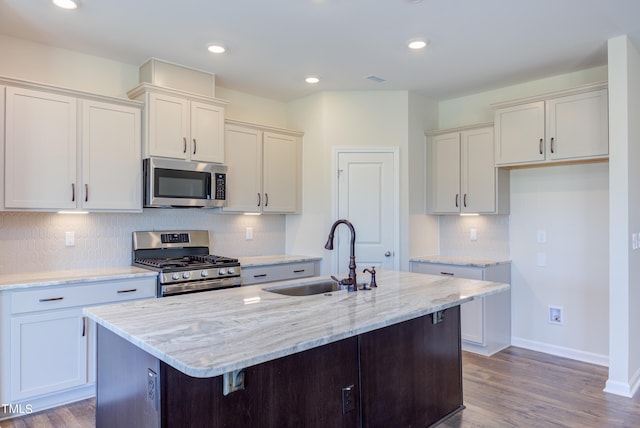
342, 385, 355, 414
537, 230, 547, 243
470, 228, 477, 241
246, 227, 253, 240
65, 231, 75, 247
548, 306, 563, 325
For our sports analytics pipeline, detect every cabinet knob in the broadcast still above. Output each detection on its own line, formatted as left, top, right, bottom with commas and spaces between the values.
384, 251, 392, 257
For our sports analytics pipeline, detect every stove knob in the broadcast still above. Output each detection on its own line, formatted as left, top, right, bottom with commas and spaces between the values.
219, 268, 228, 275
201, 270, 209, 278
182, 272, 191, 280
228, 267, 236, 275
172, 273, 180, 281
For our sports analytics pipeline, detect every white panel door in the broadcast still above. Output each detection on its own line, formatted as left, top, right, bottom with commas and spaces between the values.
430, 132, 461, 213
147, 92, 189, 159
223, 125, 262, 213
263, 132, 299, 213
190, 101, 225, 163
336, 151, 397, 275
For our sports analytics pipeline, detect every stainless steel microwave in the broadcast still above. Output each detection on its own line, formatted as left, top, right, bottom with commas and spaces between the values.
143, 157, 227, 208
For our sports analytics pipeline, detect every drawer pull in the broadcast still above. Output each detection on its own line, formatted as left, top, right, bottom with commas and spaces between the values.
440, 272, 455, 276
253, 274, 267, 278
39, 297, 64, 302
117, 288, 138, 294
293, 269, 305, 273
82, 316, 87, 337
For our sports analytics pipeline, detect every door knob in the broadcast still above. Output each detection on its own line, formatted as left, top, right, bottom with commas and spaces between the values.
384, 251, 392, 257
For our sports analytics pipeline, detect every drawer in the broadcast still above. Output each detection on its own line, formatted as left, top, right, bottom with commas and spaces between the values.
11, 277, 156, 314
410, 262, 484, 280
242, 262, 317, 286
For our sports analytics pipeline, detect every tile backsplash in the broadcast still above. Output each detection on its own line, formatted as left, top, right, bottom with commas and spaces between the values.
438, 215, 510, 260
0, 210, 285, 274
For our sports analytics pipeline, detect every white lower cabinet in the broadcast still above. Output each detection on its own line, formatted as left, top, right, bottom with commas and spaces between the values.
241, 261, 320, 286
0, 276, 156, 418
410, 260, 511, 356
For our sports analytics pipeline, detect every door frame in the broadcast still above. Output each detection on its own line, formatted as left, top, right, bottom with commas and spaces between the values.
331, 147, 401, 273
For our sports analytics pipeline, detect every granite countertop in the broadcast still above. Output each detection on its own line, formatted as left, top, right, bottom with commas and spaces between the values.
84, 270, 509, 379
237, 254, 322, 267
0, 267, 158, 291
409, 255, 511, 268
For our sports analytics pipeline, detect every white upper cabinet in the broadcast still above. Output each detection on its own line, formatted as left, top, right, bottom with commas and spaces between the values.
5, 86, 78, 210
129, 84, 226, 163
428, 124, 508, 214
81, 100, 141, 211
494, 83, 608, 167
3, 79, 143, 212
224, 121, 302, 214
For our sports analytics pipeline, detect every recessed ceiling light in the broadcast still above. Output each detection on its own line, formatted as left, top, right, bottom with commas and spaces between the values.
305, 76, 320, 84
408, 39, 429, 50
207, 45, 226, 54
52, 0, 78, 9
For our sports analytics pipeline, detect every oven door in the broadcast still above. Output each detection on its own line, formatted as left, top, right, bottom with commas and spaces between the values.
144, 157, 226, 208
160, 277, 241, 297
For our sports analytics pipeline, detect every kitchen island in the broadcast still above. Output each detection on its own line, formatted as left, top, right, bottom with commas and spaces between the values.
84, 270, 509, 427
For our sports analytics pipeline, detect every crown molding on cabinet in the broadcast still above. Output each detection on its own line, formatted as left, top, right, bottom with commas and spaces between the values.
490, 81, 608, 110
426, 122, 494, 137
225, 118, 304, 137
127, 82, 229, 107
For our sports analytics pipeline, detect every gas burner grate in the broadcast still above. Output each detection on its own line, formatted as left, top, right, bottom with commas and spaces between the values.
190, 255, 239, 264
135, 257, 191, 268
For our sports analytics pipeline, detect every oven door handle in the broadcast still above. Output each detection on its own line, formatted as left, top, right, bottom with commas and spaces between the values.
160, 277, 241, 297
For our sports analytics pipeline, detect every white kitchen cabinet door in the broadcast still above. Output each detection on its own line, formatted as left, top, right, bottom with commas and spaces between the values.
494, 101, 545, 166
546, 89, 608, 161
81, 100, 142, 211
224, 124, 262, 213
461, 127, 496, 213
429, 132, 461, 214
4, 87, 77, 209
190, 100, 225, 163
224, 123, 302, 214
147, 92, 189, 159
262, 132, 300, 213
11, 309, 87, 400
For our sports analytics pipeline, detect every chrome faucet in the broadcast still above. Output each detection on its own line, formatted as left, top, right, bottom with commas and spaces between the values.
324, 219, 357, 292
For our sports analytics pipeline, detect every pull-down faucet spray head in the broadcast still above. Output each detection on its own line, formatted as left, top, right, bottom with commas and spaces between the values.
324, 219, 357, 291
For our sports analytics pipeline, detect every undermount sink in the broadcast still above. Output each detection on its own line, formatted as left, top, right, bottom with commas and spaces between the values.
264, 281, 342, 296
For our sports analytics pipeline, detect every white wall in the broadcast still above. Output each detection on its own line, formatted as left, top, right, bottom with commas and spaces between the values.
437, 66, 610, 364
286, 91, 439, 274
606, 35, 640, 397
0, 35, 291, 273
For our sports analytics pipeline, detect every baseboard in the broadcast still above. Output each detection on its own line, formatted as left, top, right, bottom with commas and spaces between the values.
604, 366, 640, 398
511, 336, 609, 367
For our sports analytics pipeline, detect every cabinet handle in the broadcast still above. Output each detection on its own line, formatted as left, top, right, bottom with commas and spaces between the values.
193, 138, 197, 155
293, 269, 305, 273
183, 137, 187, 153
550, 137, 555, 154
539, 138, 543, 155
265, 193, 269, 207
39, 296, 64, 302
257, 193, 261, 207
253, 273, 267, 278
71, 183, 75, 202
455, 194, 459, 208
463, 193, 467, 208
117, 288, 138, 294
440, 272, 455, 276
85, 184, 89, 202
82, 316, 87, 337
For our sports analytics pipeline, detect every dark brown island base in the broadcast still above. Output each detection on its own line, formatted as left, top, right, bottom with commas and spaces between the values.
84, 270, 509, 428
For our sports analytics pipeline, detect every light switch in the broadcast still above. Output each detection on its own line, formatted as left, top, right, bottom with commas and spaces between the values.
470, 228, 477, 241
536, 252, 546, 267
246, 227, 253, 240
537, 230, 547, 244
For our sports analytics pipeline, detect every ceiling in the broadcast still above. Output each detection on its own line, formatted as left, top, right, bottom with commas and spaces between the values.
1, 0, 640, 102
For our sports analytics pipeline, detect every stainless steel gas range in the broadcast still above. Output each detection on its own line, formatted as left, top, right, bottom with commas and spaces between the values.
132, 230, 241, 297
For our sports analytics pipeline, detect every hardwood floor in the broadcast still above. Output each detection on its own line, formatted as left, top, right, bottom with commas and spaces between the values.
2, 347, 639, 427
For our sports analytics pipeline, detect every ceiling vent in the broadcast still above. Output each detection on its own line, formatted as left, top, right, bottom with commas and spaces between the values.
364, 75, 386, 83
